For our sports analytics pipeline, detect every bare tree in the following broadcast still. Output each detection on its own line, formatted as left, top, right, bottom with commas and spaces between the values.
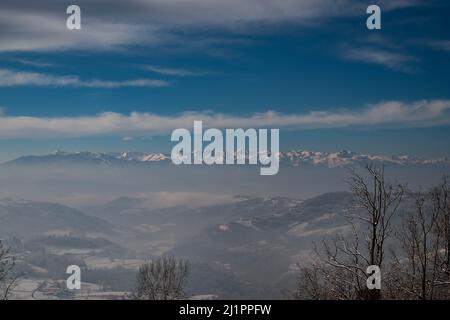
293, 263, 332, 300
347, 164, 404, 269
134, 255, 189, 300
432, 176, 450, 275
389, 192, 440, 299
295, 164, 404, 300
0, 240, 15, 300
388, 177, 450, 300
294, 257, 368, 300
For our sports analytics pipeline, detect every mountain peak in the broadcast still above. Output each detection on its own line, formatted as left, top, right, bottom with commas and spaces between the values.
4, 149, 450, 168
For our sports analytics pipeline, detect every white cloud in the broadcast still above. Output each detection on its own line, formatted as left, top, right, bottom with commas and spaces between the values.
343, 47, 417, 72
428, 40, 450, 52
0, 100, 448, 138
0, 9, 164, 52
141, 65, 208, 77
0, 0, 420, 52
0, 69, 170, 88
12, 58, 58, 68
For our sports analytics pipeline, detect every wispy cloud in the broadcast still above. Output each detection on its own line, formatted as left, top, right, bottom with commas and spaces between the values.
0, 100, 448, 138
0, 0, 421, 52
141, 65, 208, 77
0, 10, 161, 53
0, 69, 170, 88
11, 58, 58, 68
342, 47, 417, 72
427, 40, 450, 52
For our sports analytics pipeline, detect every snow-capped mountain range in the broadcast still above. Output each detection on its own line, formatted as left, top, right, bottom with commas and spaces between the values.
4, 149, 450, 168
4, 150, 171, 166
281, 149, 450, 167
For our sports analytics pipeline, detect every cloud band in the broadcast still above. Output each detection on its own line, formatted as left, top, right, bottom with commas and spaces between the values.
0, 100, 448, 138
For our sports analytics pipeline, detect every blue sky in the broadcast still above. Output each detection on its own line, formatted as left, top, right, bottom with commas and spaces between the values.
0, 0, 449, 161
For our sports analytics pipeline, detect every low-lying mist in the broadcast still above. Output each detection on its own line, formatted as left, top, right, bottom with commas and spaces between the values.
0, 164, 448, 208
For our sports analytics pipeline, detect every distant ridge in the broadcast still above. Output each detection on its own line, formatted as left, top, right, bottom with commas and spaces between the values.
3, 149, 450, 168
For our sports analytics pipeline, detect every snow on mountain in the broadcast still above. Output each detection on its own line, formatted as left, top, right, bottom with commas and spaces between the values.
110, 151, 170, 162
4, 150, 171, 166
4, 149, 450, 168
280, 149, 450, 167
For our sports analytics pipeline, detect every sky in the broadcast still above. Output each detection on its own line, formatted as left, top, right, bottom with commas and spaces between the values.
0, 0, 449, 161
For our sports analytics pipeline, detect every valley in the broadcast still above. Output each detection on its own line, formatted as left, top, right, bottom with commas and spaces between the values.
3, 191, 355, 299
